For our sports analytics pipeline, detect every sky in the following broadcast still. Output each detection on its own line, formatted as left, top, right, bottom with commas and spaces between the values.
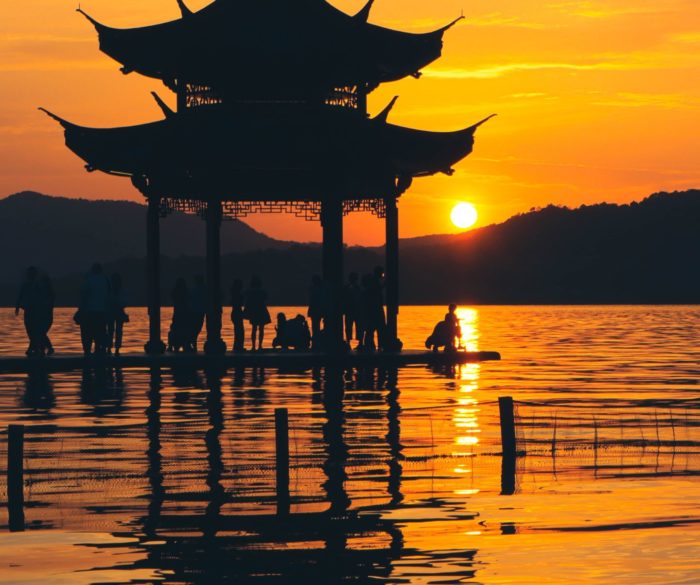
1, 0, 699, 245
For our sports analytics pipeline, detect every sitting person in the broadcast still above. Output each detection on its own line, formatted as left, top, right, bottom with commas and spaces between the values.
425, 304, 462, 352
272, 313, 312, 351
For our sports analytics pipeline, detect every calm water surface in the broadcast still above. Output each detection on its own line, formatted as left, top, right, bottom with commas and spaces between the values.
0, 306, 699, 584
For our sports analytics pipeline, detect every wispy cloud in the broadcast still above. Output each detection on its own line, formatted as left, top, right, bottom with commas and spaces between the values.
471, 156, 700, 177
464, 13, 550, 30
592, 92, 700, 109
548, 1, 673, 19
670, 32, 700, 44
0, 59, 109, 72
423, 61, 635, 79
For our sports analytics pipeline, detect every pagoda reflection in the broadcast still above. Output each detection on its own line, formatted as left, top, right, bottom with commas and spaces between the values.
88, 365, 414, 583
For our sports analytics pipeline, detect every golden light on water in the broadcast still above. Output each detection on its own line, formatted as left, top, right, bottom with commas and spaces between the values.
452, 309, 482, 471
451, 202, 478, 230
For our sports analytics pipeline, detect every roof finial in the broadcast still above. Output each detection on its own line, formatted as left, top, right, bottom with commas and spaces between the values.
76, 5, 106, 31
38, 107, 72, 128
467, 114, 497, 132
439, 14, 466, 33
354, 0, 375, 23
374, 96, 399, 123
151, 92, 175, 118
176, 0, 193, 18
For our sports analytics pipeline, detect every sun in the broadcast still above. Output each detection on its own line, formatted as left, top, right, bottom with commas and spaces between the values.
451, 202, 478, 230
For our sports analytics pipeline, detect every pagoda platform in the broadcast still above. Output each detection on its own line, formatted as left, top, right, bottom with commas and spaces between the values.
0, 350, 500, 374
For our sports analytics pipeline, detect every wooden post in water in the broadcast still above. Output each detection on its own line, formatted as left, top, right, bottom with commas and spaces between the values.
499, 397, 517, 457
275, 408, 290, 514
499, 397, 517, 495
7, 425, 25, 531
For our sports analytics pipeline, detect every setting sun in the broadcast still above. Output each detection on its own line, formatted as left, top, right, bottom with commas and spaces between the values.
451, 202, 478, 230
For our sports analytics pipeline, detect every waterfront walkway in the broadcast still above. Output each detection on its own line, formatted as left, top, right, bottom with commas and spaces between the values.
0, 350, 500, 374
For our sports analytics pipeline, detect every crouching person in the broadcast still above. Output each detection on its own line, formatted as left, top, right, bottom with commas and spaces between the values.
425, 304, 462, 352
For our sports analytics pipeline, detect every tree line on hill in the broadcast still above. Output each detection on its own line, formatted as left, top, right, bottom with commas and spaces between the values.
1, 189, 699, 306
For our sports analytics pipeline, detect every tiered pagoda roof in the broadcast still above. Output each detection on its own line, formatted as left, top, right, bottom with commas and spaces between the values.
41, 102, 494, 200
44, 1, 493, 205
77, 0, 463, 99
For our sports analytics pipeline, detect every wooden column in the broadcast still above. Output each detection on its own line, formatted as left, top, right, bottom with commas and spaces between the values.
145, 195, 165, 354
7, 424, 25, 531
321, 197, 346, 352
176, 80, 187, 113
275, 408, 290, 515
205, 200, 226, 355
384, 196, 402, 351
356, 83, 368, 116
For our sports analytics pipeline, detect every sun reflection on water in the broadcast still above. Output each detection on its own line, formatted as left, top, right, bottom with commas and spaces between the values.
451, 308, 482, 485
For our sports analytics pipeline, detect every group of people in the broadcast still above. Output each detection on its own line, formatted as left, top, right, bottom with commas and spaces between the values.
15, 264, 463, 356
75, 264, 128, 356
16, 263, 127, 357
309, 266, 391, 352
167, 275, 207, 352
227, 267, 391, 353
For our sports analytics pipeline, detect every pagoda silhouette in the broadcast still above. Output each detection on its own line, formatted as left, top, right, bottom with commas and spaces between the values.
42, 0, 494, 355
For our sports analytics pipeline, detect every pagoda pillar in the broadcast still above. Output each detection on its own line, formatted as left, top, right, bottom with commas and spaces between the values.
204, 200, 226, 355
145, 195, 165, 355
384, 196, 402, 351
321, 197, 346, 352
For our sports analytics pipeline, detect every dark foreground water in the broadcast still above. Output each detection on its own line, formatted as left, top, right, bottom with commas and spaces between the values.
0, 306, 699, 584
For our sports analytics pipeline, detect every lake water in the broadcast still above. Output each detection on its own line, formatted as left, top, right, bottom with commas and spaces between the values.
0, 306, 699, 584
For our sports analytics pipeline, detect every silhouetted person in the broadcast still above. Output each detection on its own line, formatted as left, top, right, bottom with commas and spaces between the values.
230, 278, 245, 352
168, 278, 190, 353
425, 304, 462, 352
79, 263, 111, 356
36, 273, 55, 355
308, 274, 326, 349
107, 273, 129, 356
372, 265, 387, 349
343, 272, 362, 347
15, 266, 42, 356
360, 267, 386, 351
272, 313, 311, 351
244, 276, 270, 351
189, 274, 206, 352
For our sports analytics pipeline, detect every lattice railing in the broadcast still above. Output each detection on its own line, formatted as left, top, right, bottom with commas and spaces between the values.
159, 198, 388, 221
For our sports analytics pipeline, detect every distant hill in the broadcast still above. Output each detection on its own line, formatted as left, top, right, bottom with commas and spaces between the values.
0, 191, 286, 279
1, 189, 699, 305
391, 189, 700, 304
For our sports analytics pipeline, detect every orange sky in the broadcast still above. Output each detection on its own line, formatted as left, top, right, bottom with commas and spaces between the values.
1, 0, 699, 245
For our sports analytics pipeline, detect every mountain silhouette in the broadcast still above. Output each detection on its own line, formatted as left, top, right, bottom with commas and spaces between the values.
0, 192, 286, 279
1, 189, 698, 305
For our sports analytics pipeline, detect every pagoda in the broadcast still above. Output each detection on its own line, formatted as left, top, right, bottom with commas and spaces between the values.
42, 0, 494, 355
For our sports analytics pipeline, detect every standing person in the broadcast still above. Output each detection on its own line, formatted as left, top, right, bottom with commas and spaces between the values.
168, 278, 190, 353
79, 263, 111, 356
372, 266, 387, 350
359, 273, 375, 351
308, 274, 325, 349
361, 266, 386, 351
244, 276, 271, 351
15, 266, 42, 356
230, 278, 245, 352
107, 273, 129, 356
343, 272, 362, 347
36, 273, 55, 356
189, 274, 206, 352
